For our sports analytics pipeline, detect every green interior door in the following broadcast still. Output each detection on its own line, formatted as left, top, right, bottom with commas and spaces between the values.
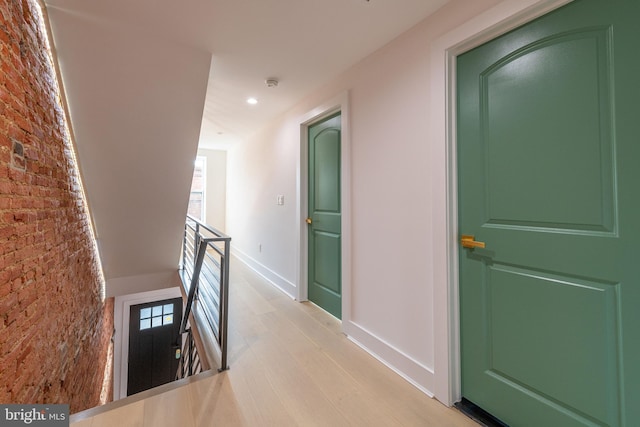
457, 0, 639, 425
308, 113, 342, 319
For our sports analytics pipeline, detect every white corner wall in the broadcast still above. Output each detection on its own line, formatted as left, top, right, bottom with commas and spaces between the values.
47, 4, 212, 292
198, 148, 227, 232
226, 0, 505, 400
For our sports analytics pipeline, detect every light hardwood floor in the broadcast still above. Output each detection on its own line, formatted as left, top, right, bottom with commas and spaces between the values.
72, 259, 479, 426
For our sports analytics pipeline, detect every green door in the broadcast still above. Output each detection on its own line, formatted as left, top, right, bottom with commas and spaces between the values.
457, 1, 639, 425
308, 113, 341, 319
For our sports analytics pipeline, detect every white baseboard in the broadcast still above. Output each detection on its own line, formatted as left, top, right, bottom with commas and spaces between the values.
232, 247, 297, 299
344, 320, 435, 397
231, 247, 434, 397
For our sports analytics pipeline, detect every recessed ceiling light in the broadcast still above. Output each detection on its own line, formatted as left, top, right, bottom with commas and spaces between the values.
247, 97, 258, 105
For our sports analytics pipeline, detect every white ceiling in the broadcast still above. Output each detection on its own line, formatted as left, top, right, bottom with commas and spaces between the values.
42, 0, 449, 289
47, 0, 450, 149
198, 0, 451, 148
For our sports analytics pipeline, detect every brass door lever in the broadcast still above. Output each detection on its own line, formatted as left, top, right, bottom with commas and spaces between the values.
461, 235, 486, 249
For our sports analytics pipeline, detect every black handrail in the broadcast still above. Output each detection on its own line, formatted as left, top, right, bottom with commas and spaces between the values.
179, 215, 231, 373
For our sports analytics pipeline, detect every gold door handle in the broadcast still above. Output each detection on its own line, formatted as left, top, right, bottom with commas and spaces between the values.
461, 235, 485, 249
306, 217, 312, 224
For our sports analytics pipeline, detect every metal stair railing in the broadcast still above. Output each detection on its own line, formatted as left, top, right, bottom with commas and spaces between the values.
178, 215, 231, 374
175, 326, 202, 380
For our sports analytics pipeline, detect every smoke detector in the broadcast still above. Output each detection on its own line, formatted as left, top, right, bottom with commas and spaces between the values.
265, 78, 279, 88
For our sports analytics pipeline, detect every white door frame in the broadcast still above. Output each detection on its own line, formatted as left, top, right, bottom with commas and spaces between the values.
430, 0, 574, 406
296, 91, 352, 329
113, 287, 182, 400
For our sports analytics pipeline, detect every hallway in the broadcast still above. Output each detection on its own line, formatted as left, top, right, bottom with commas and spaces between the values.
72, 259, 478, 426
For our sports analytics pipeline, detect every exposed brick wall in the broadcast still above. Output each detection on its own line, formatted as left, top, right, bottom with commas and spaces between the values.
0, 0, 114, 413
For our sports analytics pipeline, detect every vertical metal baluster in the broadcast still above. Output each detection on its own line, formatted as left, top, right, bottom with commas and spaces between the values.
219, 239, 230, 371
188, 328, 193, 377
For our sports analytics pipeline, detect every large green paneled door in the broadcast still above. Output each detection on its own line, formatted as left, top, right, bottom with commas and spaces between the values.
457, 1, 639, 425
307, 113, 341, 319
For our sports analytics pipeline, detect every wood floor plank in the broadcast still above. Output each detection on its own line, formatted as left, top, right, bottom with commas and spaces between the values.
142, 386, 195, 427
89, 400, 144, 427
232, 276, 278, 316
223, 344, 299, 427
74, 258, 477, 426
247, 330, 348, 427
186, 372, 247, 426
238, 262, 477, 426
257, 310, 423, 425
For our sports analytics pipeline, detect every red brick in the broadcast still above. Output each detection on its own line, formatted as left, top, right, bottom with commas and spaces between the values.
0, 386, 10, 403
0, 0, 113, 412
5, 305, 23, 326
0, 282, 10, 298
18, 286, 35, 307
0, 358, 17, 384
0, 292, 18, 316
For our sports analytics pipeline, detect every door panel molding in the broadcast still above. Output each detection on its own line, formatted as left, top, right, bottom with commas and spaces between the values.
429, 0, 575, 406
480, 27, 617, 235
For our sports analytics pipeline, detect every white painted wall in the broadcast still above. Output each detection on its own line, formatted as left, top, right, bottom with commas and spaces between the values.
47, 4, 211, 295
227, 0, 567, 404
227, 117, 301, 291
197, 149, 227, 232
226, 0, 504, 398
